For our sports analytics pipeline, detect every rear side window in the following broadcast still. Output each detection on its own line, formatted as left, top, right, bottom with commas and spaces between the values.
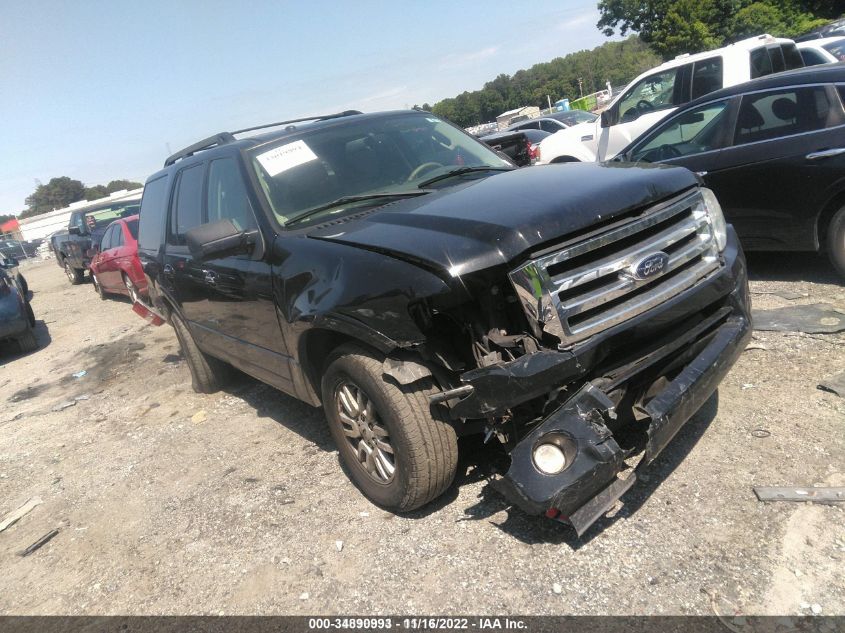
734, 87, 832, 145
802, 48, 830, 66
100, 225, 115, 250
691, 57, 723, 100
206, 157, 257, 231
750, 48, 773, 79
126, 219, 139, 239
782, 43, 804, 70
169, 163, 204, 245
115, 226, 125, 247
137, 175, 169, 252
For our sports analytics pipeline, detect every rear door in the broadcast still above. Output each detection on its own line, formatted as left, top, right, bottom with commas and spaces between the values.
705, 84, 845, 250
97, 226, 119, 289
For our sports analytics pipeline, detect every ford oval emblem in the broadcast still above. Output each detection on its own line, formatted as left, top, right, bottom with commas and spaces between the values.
631, 252, 670, 280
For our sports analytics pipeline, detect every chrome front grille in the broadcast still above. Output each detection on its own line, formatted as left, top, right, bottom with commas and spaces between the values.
509, 190, 723, 347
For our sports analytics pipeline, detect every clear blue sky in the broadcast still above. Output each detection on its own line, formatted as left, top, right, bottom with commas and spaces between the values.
1, 0, 611, 214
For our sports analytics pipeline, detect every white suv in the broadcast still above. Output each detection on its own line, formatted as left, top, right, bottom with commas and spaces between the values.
536, 35, 803, 164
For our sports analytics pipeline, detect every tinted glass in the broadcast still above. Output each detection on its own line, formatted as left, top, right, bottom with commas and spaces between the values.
549, 110, 597, 126
138, 175, 169, 252
170, 164, 204, 244
734, 87, 831, 145
539, 120, 563, 132
206, 157, 257, 231
115, 226, 125, 247
126, 219, 139, 239
822, 40, 845, 61
750, 48, 773, 79
631, 100, 731, 162
249, 112, 509, 225
769, 45, 786, 73
783, 43, 805, 69
801, 48, 830, 65
691, 57, 723, 100
617, 67, 680, 123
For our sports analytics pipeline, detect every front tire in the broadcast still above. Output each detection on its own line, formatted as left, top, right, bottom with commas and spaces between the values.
16, 274, 28, 295
170, 311, 230, 393
64, 261, 83, 285
828, 205, 845, 277
91, 274, 106, 300
17, 307, 37, 353
321, 344, 458, 512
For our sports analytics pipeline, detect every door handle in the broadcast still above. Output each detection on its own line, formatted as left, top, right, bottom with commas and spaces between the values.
695, 171, 708, 179
202, 269, 218, 284
806, 148, 845, 160
163, 264, 174, 275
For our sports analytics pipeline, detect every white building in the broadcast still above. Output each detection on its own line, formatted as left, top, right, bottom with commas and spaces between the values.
18, 188, 143, 242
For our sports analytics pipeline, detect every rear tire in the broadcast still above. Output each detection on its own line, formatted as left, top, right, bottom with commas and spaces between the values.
64, 261, 83, 285
170, 310, 230, 394
16, 310, 38, 353
321, 344, 458, 512
16, 274, 28, 295
123, 274, 140, 304
828, 205, 845, 277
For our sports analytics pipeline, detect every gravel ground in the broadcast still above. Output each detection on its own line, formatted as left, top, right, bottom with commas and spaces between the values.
0, 254, 843, 616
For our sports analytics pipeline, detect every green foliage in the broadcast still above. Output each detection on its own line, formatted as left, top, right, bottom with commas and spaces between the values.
23, 177, 85, 218
599, 0, 842, 59
22, 177, 144, 218
430, 37, 661, 127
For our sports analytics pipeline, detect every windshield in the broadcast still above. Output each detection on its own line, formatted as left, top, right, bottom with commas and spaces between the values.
249, 112, 511, 225
552, 110, 596, 126
823, 40, 845, 60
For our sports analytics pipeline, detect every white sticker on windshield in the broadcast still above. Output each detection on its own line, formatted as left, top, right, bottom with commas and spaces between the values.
256, 140, 318, 177
425, 117, 440, 123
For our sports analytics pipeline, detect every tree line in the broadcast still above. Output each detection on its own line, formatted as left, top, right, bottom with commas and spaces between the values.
20, 177, 143, 219
598, 0, 841, 59
429, 37, 661, 128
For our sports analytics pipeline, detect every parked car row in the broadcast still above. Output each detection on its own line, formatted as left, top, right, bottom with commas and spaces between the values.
0, 253, 37, 355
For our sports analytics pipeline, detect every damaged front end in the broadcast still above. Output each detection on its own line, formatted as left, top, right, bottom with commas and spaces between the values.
420, 190, 752, 535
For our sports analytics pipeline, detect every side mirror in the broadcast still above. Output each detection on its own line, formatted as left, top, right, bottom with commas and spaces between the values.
69, 226, 82, 236
185, 219, 257, 261
2, 256, 18, 267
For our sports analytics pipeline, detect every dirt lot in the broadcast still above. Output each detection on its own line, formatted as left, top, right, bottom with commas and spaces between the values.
0, 255, 843, 616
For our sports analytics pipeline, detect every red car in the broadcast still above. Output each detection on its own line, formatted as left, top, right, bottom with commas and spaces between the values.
89, 215, 147, 303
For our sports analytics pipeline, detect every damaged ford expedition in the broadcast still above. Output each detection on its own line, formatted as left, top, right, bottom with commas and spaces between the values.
136, 110, 751, 535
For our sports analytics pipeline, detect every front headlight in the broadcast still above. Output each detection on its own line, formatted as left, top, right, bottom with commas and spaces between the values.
700, 187, 727, 252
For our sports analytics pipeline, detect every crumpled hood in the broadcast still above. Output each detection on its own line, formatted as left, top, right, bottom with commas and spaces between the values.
308, 162, 698, 276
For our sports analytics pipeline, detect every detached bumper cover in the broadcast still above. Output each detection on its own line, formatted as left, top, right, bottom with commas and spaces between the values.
492, 310, 750, 536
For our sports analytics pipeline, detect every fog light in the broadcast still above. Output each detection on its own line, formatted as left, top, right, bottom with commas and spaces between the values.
533, 443, 567, 475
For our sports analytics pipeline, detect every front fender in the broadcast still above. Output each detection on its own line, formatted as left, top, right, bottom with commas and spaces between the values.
537, 134, 597, 164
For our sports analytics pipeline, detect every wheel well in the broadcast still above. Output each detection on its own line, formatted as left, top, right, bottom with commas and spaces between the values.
817, 191, 845, 252
550, 156, 581, 164
300, 329, 383, 400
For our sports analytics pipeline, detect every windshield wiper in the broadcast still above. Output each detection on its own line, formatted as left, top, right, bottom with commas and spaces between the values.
284, 191, 428, 227
416, 166, 513, 189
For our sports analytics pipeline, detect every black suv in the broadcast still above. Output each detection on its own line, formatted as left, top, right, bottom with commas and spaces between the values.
137, 110, 751, 534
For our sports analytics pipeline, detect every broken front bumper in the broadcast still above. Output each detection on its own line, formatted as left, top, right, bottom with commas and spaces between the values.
491, 310, 751, 536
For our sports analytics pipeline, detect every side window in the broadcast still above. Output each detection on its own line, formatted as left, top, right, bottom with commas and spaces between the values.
100, 226, 115, 251
169, 163, 204, 245
782, 43, 804, 70
802, 48, 830, 66
691, 57, 723, 100
769, 45, 786, 74
734, 87, 832, 145
115, 226, 125, 247
137, 175, 169, 253
750, 48, 773, 79
70, 213, 85, 234
631, 100, 731, 162
539, 120, 561, 133
617, 67, 681, 123
206, 157, 258, 231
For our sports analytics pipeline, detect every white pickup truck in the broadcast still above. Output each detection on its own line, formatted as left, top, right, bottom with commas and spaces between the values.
536, 35, 803, 164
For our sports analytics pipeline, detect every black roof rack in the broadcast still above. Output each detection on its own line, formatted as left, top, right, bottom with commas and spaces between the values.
163, 110, 363, 167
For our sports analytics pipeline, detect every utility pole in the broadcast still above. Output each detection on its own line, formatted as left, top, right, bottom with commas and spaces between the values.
578, 78, 584, 97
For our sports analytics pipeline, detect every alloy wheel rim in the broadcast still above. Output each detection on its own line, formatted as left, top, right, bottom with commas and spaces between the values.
335, 380, 396, 484
125, 278, 138, 303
